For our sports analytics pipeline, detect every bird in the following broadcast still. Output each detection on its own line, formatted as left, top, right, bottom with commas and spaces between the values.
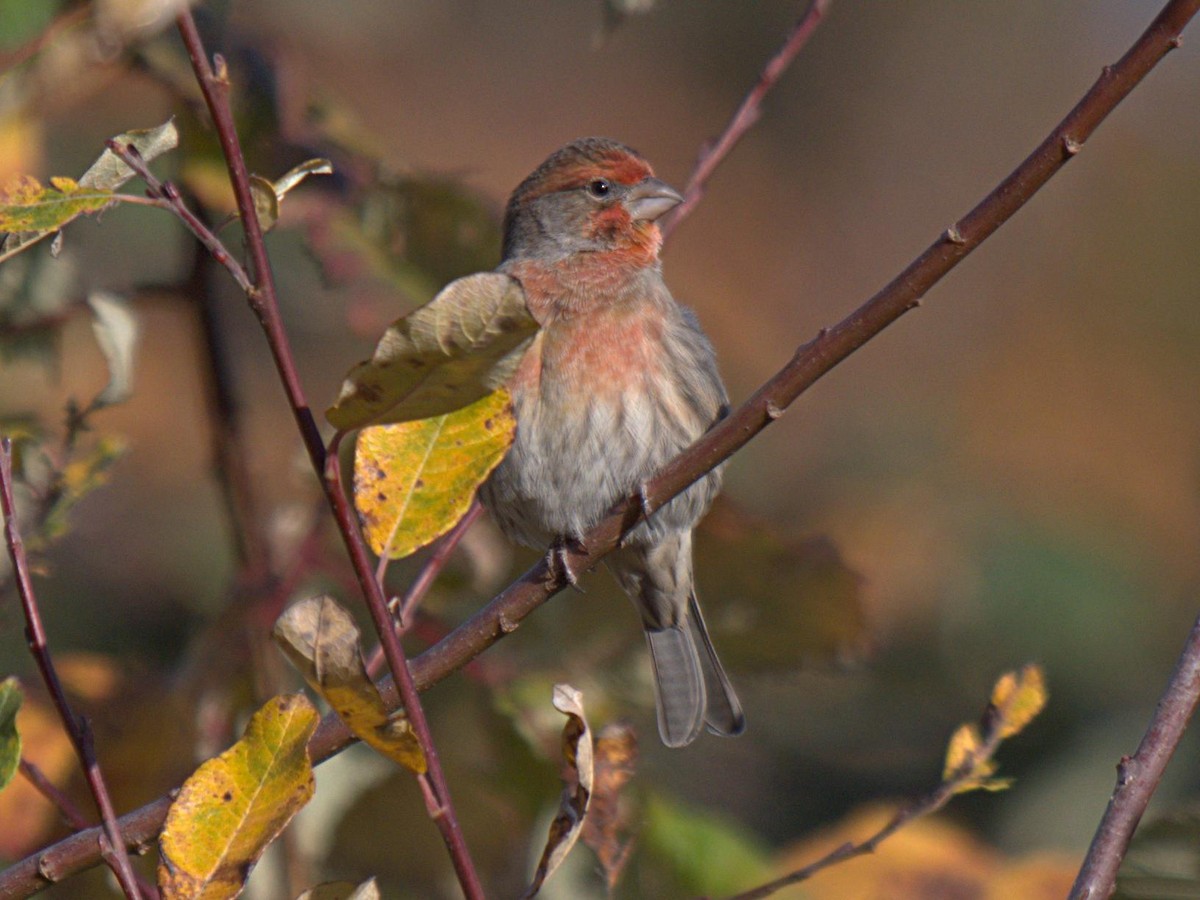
478, 137, 744, 747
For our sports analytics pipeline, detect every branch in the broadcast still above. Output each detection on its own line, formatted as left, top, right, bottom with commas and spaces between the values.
661, 0, 831, 239
1, 1, 1195, 895
105, 141, 254, 293
0, 441, 145, 900
1068, 612, 1200, 899
172, 12, 483, 898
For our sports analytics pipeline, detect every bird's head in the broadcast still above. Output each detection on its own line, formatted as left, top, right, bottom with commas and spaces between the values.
502, 137, 682, 265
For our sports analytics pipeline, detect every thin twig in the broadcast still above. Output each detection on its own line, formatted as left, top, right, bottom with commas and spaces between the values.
1, 2, 1195, 895
18, 761, 160, 900
173, 12, 484, 898
183, 208, 272, 575
725, 693, 1014, 900
104, 141, 254, 293
366, 500, 485, 679
19, 759, 89, 831
0, 440, 145, 900
660, 0, 831, 239
1068, 612, 1200, 899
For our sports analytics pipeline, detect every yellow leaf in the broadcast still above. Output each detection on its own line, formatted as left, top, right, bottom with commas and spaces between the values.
272, 596, 426, 774
942, 724, 982, 782
158, 694, 318, 900
354, 389, 515, 559
327, 272, 538, 430
0, 174, 112, 233
990, 663, 1047, 739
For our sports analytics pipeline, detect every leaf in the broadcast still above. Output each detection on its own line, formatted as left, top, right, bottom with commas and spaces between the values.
295, 879, 380, 900
694, 502, 869, 670
0, 175, 112, 233
79, 119, 180, 191
942, 723, 1010, 795
0, 119, 179, 264
354, 390, 514, 559
0, 696, 75, 859
87, 291, 140, 407
0, 677, 22, 791
989, 663, 1047, 739
272, 596, 426, 774
580, 722, 638, 892
248, 159, 333, 234
523, 684, 594, 899
158, 694, 318, 900
272, 158, 333, 201
249, 175, 280, 233
40, 436, 125, 542
326, 272, 538, 430
644, 793, 773, 895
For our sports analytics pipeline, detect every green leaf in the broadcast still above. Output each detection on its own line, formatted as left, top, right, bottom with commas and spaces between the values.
354, 389, 514, 559
0, 677, 22, 791
327, 272, 538, 430
157, 694, 318, 900
643, 794, 773, 896
272, 596, 426, 774
0, 176, 112, 234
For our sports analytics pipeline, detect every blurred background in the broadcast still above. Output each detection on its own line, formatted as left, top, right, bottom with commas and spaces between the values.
2, 1, 1199, 897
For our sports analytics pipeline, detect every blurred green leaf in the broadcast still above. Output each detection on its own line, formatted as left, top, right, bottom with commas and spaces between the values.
643, 793, 772, 896
0, 677, 22, 790
0, 1, 58, 51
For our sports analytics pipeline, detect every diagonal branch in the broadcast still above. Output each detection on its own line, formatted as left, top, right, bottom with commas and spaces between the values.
172, 12, 483, 899
1068, 612, 1200, 899
0, 1, 1195, 896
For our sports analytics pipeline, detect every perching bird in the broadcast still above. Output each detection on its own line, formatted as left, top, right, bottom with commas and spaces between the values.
478, 137, 744, 747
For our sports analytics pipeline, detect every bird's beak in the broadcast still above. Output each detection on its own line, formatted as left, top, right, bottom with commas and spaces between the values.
624, 177, 683, 222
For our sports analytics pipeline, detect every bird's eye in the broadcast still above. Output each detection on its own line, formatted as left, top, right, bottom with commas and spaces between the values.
587, 179, 611, 198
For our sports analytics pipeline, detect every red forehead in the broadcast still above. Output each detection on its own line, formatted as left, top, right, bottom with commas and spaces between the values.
521, 145, 654, 198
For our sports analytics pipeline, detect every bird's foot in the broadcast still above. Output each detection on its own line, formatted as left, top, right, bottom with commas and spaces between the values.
546, 534, 588, 591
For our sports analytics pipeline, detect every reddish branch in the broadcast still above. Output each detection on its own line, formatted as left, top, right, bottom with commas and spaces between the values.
1068, 613, 1200, 899
0, 441, 146, 900
172, 12, 483, 899
661, 0, 831, 239
1, 1, 1197, 897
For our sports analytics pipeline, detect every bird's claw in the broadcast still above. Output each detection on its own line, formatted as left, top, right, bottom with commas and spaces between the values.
547, 535, 587, 591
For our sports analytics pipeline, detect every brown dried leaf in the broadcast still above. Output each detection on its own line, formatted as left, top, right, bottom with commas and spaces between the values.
523, 684, 593, 898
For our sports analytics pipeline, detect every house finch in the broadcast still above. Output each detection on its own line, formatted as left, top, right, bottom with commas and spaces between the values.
479, 137, 744, 747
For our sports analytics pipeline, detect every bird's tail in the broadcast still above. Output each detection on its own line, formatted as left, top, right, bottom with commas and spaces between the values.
644, 591, 745, 747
